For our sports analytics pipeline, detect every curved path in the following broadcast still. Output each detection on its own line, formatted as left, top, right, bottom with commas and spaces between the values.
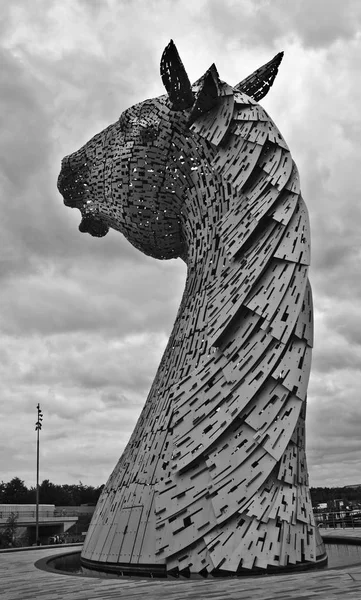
2, 530, 361, 599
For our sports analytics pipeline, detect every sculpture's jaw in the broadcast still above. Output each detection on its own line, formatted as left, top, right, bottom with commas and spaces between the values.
60, 193, 110, 238
78, 213, 109, 237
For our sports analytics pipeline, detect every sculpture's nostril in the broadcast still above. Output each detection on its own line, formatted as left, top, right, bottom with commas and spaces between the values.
61, 156, 70, 171
58, 153, 91, 204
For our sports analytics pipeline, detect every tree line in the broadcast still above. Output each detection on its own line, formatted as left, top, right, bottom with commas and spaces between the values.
310, 486, 361, 507
0, 477, 104, 506
2, 477, 361, 508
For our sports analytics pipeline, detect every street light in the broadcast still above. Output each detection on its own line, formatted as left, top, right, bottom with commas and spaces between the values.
35, 403, 43, 546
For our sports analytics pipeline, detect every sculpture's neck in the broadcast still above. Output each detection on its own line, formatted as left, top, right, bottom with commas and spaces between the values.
152, 175, 230, 392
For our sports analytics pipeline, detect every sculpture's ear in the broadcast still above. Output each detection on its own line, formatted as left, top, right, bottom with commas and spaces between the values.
160, 41, 222, 121
235, 51, 284, 101
160, 40, 194, 110
188, 64, 222, 124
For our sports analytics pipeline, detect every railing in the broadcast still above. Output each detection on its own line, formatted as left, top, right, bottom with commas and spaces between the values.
315, 510, 361, 529
0, 510, 79, 521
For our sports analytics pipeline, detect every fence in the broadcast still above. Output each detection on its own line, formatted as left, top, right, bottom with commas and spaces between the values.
0, 510, 79, 522
315, 510, 361, 529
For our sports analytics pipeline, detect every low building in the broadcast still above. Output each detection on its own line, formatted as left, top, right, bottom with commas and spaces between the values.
0, 504, 78, 546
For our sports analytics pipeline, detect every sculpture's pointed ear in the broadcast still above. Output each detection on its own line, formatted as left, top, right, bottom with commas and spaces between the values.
160, 42, 222, 122
160, 40, 194, 110
235, 51, 284, 101
188, 64, 222, 124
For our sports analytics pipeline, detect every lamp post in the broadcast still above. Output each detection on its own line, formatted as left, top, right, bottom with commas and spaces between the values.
35, 403, 43, 546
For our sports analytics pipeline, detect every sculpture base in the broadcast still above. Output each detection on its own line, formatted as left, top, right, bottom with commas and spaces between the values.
80, 553, 328, 579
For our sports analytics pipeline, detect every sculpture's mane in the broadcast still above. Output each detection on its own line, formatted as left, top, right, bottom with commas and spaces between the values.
183, 80, 308, 347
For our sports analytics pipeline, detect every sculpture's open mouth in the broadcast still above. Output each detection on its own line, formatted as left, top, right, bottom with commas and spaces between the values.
59, 190, 109, 238
58, 175, 109, 238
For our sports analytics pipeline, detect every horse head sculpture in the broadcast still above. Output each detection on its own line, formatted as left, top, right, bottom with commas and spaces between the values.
57, 41, 282, 259
58, 41, 326, 576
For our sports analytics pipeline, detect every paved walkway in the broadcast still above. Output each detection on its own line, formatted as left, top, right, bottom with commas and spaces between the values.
2, 530, 361, 599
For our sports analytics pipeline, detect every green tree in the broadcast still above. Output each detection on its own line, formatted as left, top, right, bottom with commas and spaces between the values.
0, 477, 104, 507
1, 512, 19, 547
2, 478, 31, 504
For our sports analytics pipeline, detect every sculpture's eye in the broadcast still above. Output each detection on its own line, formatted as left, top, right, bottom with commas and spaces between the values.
139, 122, 159, 143
118, 110, 160, 144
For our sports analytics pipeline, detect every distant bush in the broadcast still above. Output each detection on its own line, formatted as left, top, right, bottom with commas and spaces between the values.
0, 477, 104, 506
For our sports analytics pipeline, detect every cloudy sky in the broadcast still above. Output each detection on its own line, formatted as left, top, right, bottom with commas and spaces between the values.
0, 0, 360, 491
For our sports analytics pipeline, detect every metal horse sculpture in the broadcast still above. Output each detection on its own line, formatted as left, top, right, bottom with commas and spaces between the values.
58, 41, 326, 576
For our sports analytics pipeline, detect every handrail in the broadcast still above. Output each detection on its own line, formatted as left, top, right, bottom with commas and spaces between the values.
0, 510, 79, 520
314, 509, 361, 529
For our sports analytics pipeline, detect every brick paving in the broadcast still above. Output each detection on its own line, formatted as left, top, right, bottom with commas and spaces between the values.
1, 530, 361, 599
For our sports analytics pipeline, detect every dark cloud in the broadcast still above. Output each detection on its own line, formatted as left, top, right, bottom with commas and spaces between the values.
0, 48, 52, 186
206, 0, 361, 50
0, 257, 185, 336
313, 345, 361, 374
327, 307, 361, 347
285, 0, 361, 48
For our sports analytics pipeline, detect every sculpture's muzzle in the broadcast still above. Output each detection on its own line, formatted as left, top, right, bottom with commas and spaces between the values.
58, 157, 109, 237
